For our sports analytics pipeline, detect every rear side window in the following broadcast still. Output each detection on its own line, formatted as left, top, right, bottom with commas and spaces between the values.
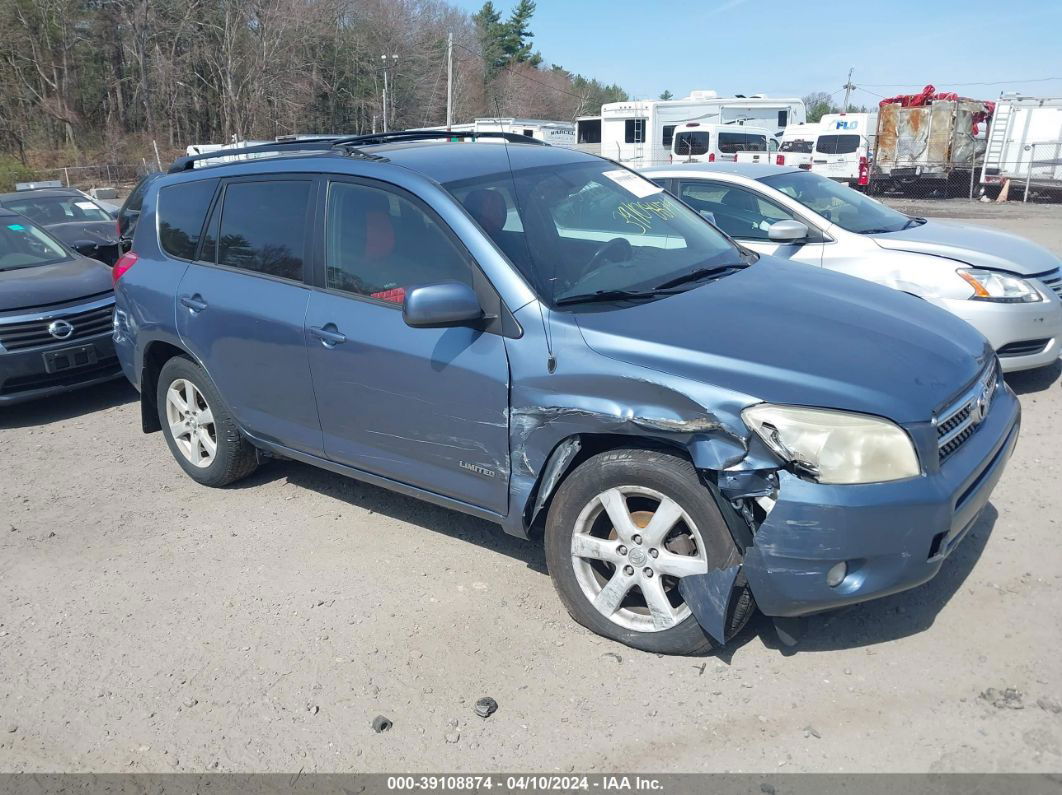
674, 131, 709, 156
816, 134, 861, 155
718, 132, 767, 153
215, 180, 310, 281
157, 179, 218, 260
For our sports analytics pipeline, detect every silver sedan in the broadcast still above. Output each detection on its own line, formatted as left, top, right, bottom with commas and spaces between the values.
640, 162, 1062, 372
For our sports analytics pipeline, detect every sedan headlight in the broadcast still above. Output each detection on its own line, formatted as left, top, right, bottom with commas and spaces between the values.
742, 404, 920, 484
957, 268, 1042, 303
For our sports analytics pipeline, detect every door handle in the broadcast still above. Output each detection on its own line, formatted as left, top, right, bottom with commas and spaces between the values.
179, 294, 208, 313
310, 324, 347, 347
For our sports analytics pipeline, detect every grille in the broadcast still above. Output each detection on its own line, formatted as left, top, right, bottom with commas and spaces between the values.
936, 361, 999, 463
1040, 269, 1062, 300
998, 339, 1050, 357
0, 300, 114, 352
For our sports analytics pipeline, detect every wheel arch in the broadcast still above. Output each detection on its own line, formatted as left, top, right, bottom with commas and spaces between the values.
139, 340, 201, 433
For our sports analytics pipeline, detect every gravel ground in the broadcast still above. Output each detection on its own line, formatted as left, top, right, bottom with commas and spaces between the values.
1, 200, 1061, 774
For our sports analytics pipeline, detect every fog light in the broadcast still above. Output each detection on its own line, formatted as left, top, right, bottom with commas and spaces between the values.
826, 561, 848, 588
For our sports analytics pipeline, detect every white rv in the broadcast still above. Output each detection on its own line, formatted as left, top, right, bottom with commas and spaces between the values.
980, 94, 1062, 194
599, 90, 806, 166
425, 118, 576, 146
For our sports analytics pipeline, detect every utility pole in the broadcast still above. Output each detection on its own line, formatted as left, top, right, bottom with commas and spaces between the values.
446, 31, 454, 131
380, 53, 398, 131
842, 67, 855, 112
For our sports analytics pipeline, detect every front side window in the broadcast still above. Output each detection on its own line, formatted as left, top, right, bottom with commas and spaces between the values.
158, 179, 218, 260
216, 180, 310, 281
5, 195, 112, 225
624, 118, 646, 143
0, 219, 70, 271
446, 162, 741, 306
674, 131, 709, 157
760, 170, 911, 233
324, 181, 471, 303
815, 134, 861, 155
679, 181, 795, 241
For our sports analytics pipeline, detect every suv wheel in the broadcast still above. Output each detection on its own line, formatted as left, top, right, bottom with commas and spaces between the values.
157, 356, 258, 487
545, 449, 751, 655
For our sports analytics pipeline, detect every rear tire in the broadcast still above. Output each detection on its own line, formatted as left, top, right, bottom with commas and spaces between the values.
544, 448, 752, 655
156, 356, 258, 487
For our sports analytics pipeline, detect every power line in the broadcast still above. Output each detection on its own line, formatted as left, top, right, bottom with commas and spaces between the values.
860, 76, 1062, 87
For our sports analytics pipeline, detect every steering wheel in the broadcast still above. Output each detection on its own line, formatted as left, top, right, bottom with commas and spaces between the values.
576, 237, 633, 283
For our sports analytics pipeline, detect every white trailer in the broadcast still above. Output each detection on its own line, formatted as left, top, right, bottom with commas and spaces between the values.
981, 94, 1062, 195
599, 90, 806, 166
420, 118, 575, 146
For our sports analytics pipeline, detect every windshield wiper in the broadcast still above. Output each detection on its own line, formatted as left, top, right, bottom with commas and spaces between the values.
902, 217, 927, 229
555, 288, 678, 306
653, 262, 748, 290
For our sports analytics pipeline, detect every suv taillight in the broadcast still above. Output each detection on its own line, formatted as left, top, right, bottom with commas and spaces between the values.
708, 152, 715, 162
858, 155, 869, 186
776, 154, 784, 165
112, 251, 138, 284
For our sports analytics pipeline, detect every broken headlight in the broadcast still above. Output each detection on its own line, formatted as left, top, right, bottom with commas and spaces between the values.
957, 268, 1042, 303
742, 404, 920, 484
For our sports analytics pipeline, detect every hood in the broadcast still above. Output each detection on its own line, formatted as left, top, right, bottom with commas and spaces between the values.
44, 220, 119, 247
574, 257, 991, 424
867, 219, 1061, 277
0, 257, 113, 313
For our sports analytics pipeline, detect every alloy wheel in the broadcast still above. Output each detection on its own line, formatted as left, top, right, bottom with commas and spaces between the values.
570, 485, 709, 632
165, 378, 218, 469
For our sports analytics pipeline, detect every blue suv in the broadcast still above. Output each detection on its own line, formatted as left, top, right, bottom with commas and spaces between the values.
113, 132, 1020, 655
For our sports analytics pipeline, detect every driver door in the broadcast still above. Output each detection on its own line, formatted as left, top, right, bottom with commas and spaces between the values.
304, 178, 511, 514
676, 179, 825, 265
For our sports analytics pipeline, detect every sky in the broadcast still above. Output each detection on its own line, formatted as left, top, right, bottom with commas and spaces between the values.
449, 0, 1062, 105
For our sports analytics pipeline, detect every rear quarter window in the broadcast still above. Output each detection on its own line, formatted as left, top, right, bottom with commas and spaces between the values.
157, 179, 218, 260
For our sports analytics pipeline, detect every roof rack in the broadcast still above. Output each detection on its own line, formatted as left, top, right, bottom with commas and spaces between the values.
168, 129, 546, 173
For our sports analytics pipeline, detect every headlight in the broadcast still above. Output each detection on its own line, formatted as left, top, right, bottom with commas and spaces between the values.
742, 404, 920, 484
957, 268, 1042, 303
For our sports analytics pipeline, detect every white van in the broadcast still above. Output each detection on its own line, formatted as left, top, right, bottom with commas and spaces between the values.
670, 123, 777, 164
810, 113, 876, 187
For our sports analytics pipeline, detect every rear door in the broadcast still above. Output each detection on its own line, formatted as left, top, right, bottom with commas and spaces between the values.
675, 178, 825, 264
304, 177, 510, 513
173, 175, 323, 456
813, 134, 862, 182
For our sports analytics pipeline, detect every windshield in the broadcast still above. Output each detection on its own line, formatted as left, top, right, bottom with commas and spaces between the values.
759, 170, 913, 233
0, 219, 71, 271
4, 195, 112, 225
445, 161, 743, 306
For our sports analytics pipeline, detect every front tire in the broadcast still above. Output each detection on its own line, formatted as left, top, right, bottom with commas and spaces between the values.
156, 356, 258, 487
544, 449, 751, 655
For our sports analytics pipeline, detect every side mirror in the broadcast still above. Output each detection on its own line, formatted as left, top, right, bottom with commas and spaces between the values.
767, 220, 809, 243
403, 282, 483, 329
72, 240, 99, 258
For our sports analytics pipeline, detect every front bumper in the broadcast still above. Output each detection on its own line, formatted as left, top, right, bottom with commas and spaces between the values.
0, 330, 121, 405
937, 294, 1062, 372
741, 380, 1021, 618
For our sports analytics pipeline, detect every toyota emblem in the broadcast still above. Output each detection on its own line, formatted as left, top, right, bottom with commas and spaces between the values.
47, 319, 74, 340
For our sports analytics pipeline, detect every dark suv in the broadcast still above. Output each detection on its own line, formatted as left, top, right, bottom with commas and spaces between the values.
112, 133, 1019, 655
